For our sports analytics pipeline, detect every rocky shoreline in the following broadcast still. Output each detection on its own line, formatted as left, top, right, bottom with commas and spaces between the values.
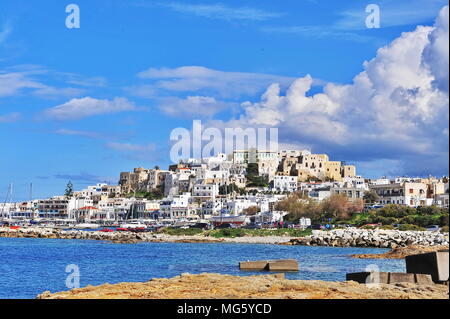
36, 273, 449, 299
351, 245, 449, 259
1, 227, 448, 248
0, 227, 292, 245
288, 229, 449, 248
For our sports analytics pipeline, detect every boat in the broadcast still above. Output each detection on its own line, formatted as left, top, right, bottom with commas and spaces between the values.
118, 221, 146, 229
210, 214, 246, 226
73, 223, 99, 230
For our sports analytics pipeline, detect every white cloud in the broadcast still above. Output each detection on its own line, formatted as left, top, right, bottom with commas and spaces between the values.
156, 2, 283, 21
211, 6, 449, 176
422, 5, 449, 92
41, 97, 137, 121
0, 72, 42, 97
0, 23, 12, 45
55, 128, 105, 139
0, 112, 21, 123
261, 26, 375, 43
158, 96, 230, 118
106, 142, 155, 152
136, 66, 310, 98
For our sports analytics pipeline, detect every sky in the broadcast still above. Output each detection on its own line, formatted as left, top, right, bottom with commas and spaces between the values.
0, 0, 448, 201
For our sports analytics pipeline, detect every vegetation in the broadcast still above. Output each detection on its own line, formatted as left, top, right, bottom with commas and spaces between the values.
274, 192, 449, 230
275, 192, 364, 223
160, 227, 312, 238
64, 181, 74, 198
349, 205, 449, 228
363, 191, 379, 204
398, 224, 426, 231
242, 206, 260, 216
219, 183, 246, 195
205, 228, 312, 238
126, 186, 164, 200
161, 227, 204, 236
245, 163, 269, 187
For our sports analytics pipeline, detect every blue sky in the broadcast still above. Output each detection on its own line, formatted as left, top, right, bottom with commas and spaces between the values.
0, 0, 449, 200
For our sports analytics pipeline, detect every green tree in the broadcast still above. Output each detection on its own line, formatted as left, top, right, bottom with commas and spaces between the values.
65, 181, 74, 198
363, 191, 379, 204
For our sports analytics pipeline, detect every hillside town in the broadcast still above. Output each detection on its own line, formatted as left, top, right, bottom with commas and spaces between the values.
1, 149, 449, 229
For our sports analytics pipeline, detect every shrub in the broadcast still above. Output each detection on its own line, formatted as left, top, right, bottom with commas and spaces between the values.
360, 225, 376, 230
161, 227, 204, 236
398, 224, 426, 231
440, 226, 449, 233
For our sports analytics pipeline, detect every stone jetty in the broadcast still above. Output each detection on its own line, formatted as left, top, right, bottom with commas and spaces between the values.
289, 229, 449, 248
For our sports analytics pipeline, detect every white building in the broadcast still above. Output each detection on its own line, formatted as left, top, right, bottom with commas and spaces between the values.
272, 176, 298, 192
192, 183, 219, 200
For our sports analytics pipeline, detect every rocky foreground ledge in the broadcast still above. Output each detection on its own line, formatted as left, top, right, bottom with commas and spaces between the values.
289, 229, 449, 248
37, 273, 448, 299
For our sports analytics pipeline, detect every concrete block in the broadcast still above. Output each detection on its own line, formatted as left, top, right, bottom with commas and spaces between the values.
267, 260, 299, 272
405, 251, 449, 283
239, 260, 270, 270
346, 272, 433, 285
239, 259, 299, 271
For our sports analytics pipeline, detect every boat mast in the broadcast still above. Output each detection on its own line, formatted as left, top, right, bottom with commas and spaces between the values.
1, 184, 11, 221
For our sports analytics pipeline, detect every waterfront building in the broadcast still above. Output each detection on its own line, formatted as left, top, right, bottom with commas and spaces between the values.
272, 176, 298, 192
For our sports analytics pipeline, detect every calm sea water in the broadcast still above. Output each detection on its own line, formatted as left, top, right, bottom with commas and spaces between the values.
0, 237, 405, 299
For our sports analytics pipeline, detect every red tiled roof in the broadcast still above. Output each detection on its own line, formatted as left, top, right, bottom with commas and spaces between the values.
79, 206, 98, 210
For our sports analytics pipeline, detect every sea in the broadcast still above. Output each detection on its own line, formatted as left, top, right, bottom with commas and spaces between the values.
0, 237, 405, 299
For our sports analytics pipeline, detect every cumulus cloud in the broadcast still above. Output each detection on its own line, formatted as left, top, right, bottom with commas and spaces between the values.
41, 97, 137, 121
212, 6, 449, 177
422, 5, 449, 92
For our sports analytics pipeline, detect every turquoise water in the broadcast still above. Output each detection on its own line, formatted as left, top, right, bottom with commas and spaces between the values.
0, 237, 405, 299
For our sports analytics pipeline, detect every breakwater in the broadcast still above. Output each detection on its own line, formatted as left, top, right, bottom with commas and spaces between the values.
289, 229, 449, 248
1, 227, 448, 247
0, 227, 291, 244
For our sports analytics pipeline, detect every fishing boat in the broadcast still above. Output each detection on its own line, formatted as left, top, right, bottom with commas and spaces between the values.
118, 221, 146, 229
210, 214, 246, 226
